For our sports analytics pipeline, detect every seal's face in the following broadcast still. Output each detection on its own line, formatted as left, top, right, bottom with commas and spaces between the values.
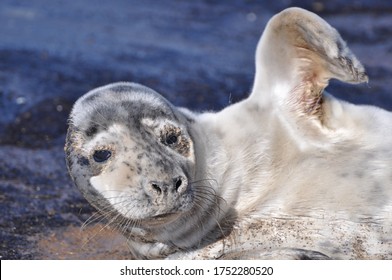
66, 83, 196, 225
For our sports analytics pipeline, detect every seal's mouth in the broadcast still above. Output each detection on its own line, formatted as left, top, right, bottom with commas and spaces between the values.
140, 212, 181, 227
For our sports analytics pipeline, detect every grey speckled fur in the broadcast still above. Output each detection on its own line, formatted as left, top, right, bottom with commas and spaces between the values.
65, 8, 392, 259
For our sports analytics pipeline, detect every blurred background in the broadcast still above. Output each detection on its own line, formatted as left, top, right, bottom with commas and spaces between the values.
1, 0, 391, 259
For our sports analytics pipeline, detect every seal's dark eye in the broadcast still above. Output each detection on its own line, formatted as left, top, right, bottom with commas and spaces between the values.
165, 134, 178, 145
93, 150, 111, 162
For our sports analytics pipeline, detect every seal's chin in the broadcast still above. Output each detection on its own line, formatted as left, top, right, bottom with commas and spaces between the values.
140, 212, 182, 227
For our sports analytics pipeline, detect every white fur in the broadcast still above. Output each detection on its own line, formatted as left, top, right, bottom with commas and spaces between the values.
168, 8, 392, 259
67, 7, 392, 259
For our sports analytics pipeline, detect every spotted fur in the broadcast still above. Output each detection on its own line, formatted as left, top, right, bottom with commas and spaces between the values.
65, 7, 392, 259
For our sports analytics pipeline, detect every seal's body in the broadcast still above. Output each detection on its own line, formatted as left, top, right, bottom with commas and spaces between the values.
65, 8, 392, 259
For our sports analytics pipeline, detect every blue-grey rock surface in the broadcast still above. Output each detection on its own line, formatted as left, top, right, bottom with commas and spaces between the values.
1, 0, 391, 259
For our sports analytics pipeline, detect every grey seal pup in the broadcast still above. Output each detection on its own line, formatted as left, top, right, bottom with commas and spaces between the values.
65, 7, 392, 259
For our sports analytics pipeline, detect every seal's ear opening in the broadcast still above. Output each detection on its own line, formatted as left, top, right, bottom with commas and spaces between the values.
250, 7, 367, 130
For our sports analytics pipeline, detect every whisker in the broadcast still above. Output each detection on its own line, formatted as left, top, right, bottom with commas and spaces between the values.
79, 176, 230, 257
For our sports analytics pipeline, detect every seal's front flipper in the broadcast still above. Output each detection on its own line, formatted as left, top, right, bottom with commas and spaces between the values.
250, 8, 367, 132
220, 248, 330, 260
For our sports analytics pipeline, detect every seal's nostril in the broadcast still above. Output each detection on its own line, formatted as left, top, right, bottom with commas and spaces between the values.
174, 176, 187, 193
175, 177, 182, 190
151, 183, 162, 195
149, 178, 184, 195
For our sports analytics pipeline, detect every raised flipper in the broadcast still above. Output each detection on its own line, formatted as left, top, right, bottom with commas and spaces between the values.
250, 7, 367, 132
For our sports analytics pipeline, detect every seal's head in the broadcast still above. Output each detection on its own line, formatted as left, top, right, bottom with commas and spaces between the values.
65, 82, 197, 227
